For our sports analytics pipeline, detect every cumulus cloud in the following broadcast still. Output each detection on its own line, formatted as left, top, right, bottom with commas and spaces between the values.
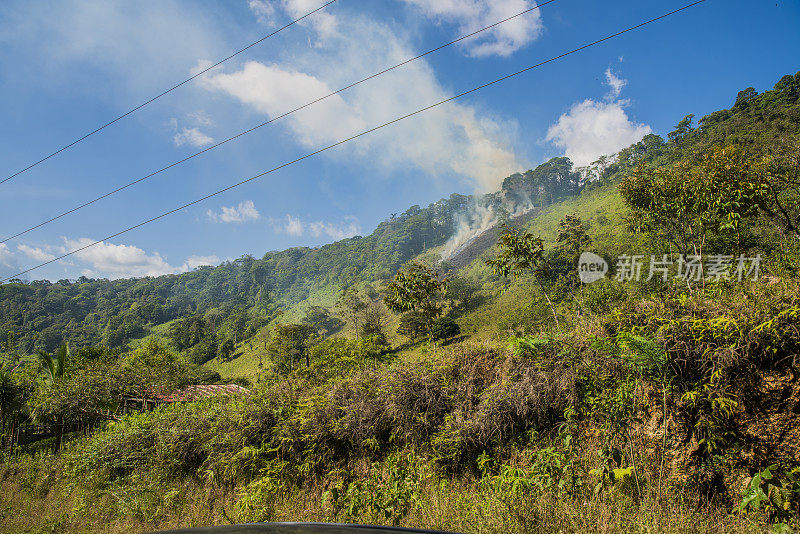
546, 70, 651, 167
202, 6, 524, 191
173, 127, 214, 147
17, 244, 56, 262
309, 215, 360, 240
60, 238, 179, 278
270, 214, 361, 240
55, 238, 220, 278
207, 200, 261, 223
400, 0, 543, 57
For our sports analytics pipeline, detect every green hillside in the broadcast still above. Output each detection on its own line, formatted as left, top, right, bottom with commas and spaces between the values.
1, 71, 799, 534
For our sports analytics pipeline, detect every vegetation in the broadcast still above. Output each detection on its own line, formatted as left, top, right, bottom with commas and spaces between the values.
1, 71, 800, 533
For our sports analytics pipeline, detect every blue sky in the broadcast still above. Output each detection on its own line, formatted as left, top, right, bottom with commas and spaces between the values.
0, 0, 798, 281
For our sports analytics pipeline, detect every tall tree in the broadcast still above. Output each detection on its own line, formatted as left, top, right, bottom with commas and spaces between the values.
384, 262, 448, 339
486, 224, 559, 328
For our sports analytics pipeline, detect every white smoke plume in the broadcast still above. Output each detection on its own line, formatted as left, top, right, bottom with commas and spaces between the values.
440, 189, 537, 263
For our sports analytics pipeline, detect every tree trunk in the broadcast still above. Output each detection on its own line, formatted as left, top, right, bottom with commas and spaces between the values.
54, 415, 63, 454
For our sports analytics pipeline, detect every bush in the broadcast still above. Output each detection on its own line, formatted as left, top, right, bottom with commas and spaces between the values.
431, 317, 460, 342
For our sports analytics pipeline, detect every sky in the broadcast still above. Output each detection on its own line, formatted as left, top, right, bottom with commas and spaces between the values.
0, 0, 798, 281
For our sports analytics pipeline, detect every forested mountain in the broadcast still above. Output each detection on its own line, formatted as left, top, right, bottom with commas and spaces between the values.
2, 71, 800, 534
1, 71, 798, 357
0, 157, 586, 355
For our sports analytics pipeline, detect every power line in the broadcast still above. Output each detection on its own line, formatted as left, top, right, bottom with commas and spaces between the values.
0, 0, 557, 245
0, 0, 338, 186
1, 0, 707, 283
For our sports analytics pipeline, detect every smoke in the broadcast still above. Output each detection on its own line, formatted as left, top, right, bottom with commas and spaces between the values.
440, 202, 497, 260
440, 188, 536, 262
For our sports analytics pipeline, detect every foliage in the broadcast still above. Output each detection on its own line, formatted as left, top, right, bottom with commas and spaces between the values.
738, 464, 800, 528
486, 224, 560, 327
620, 145, 771, 256
268, 323, 316, 373
385, 263, 448, 339
430, 317, 460, 342
325, 452, 425, 525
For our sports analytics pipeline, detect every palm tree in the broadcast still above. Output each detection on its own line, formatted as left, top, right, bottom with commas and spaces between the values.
36, 343, 69, 452
37, 343, 69, 386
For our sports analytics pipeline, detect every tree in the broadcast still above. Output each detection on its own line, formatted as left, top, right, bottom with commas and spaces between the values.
219, 338, 236, 362
668, 114, 695, 146
384, 262, 448, 339
430, 316, 461, 343
34, 342, 71, 452
557, 214, 591, 261
37, 343, 69, 386
734, 87, 758, 109
303, 306, 344, 338
486, 224, 559, 328
0, 370, 21, 441
761, 139, 800, 237
336, 287, 368, 339
397, 311, 429, 341
547, 215, 593, 286
619, 145, 771, 258
269, 323, 315, 373
359, 301, 388, 339
444, 274, 481, 312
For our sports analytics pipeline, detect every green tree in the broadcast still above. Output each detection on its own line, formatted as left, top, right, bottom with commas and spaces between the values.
303, 306, 344, 338
0, 370, 20, 439
269, 323, 315, 373
430, 316, 461, 343
668, 114, 695, 146
336, 287, 368, 339
619, 145, 771, 258
384, 262, 448, 339
486, 224, 559, 328
37, 342, 69, 386
557, 214, 591, 262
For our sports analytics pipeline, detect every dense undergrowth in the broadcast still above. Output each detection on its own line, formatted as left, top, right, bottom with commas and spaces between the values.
2, 276, 799, 533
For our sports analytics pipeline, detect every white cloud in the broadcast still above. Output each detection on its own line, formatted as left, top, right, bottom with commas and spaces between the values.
207, 200, 261, 223
187, 110, 214, 127
309, 215, 360, 240
200, 7, 524, 191
281, 0, 338, 41
0, 244, 21, 279
56, 238, 220, 278
18, 244, 56, 262
200, 62, 366, 147
546, 100, 651, 167
249, 0, 276, 26
270, 214, 361, 240
605, 68, 626, 99
61, 238, 178, 278
173, 127, 214, 148
284, 215, 305, 236
546, 70, 651, 167
400, 0, 544, 57
184, 255, 220, 269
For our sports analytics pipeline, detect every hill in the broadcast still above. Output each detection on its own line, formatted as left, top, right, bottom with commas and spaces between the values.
0, 70, 799, 534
